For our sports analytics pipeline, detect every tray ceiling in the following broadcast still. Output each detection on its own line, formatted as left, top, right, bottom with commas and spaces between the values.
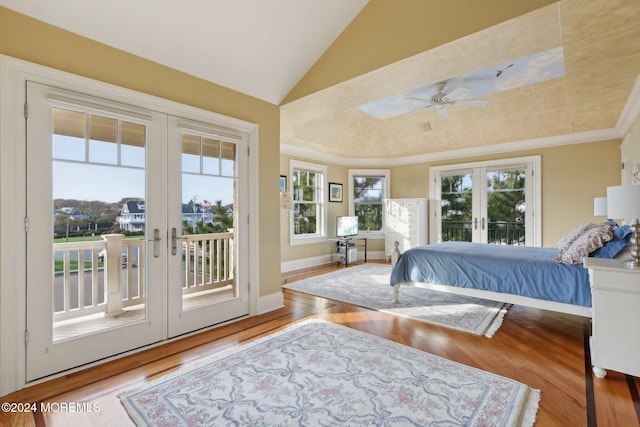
280, 1, 640, 161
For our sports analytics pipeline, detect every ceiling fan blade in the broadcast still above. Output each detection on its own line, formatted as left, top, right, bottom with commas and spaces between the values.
397, 102, 434, 116
445, 86, 470, 100
436, 105, 449, 120
454, 99, 489, 107
403, 96, 431, 102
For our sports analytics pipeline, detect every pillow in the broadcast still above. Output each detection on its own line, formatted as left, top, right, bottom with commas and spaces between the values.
590, 225, 633, 259
556, 224, 615, 264
553, 223, 599, 254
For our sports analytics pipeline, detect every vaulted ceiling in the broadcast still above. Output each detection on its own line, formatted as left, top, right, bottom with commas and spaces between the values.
281, 0, 640, 162
0, 0, 368, 105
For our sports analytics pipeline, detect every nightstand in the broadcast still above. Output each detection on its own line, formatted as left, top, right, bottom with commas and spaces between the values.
584, 258, 640, 378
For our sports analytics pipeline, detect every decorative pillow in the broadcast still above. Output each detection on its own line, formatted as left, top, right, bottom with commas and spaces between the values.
591, 225, 633, 259
556, 224, 615, 264
553, 223, 599, 254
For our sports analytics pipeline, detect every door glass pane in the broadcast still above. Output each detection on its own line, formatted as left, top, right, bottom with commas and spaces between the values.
486, 169, 526, 245
121, 122, 146, 167
89, 115, 118, 164
202, 137, 220, 175
181, 134, 237, 311
440, 173, 473, 242
52, 107, 147, 341
52, 109, 85, 161
220, 141, 236, 177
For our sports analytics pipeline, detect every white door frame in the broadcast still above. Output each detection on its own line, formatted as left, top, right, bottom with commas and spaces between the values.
25, 81, 171, 381
0, 55, 260, 395
166, 116, 250, 338
429, 155, 541, 246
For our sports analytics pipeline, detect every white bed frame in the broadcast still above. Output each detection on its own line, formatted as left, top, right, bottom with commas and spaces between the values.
390, 244, 592, 318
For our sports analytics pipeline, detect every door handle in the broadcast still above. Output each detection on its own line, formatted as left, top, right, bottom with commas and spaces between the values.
473, 217, 478, 230
147, 228, 161, 258
171, 227, 186, 256
481, 217, 486, 230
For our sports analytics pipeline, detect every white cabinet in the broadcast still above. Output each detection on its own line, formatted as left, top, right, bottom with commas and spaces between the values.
584, 258, 640, 378
384, 198, 427, 258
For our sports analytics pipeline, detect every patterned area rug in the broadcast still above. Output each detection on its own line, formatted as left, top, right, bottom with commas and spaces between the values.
120, 319, 539, 426
283, 263, 509, 337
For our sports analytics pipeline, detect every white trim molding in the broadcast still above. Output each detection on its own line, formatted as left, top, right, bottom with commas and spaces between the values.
0, 54, 261, 395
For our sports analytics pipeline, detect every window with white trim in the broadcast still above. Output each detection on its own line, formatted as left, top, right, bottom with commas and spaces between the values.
348, 169, 390, 235
290, 160, 326, 244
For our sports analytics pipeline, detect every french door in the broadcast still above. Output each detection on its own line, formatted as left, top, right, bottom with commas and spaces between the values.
431, 157, 540, 246
25, 82, 248, 381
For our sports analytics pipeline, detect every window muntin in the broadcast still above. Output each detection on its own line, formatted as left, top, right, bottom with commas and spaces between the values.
182, 134, 237, 178
52, 107, 146, 169
293, 170, 319, 235
290, 160, 326, 242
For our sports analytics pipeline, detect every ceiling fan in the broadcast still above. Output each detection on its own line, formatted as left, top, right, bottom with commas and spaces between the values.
405, 81, 488, 120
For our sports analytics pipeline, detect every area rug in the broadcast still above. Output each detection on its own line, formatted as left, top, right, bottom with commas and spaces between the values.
283, 263, 509, 337
120, 319, 539, 426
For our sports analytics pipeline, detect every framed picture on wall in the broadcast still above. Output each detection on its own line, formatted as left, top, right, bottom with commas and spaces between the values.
280, 175, 287, 192
329, 182, 343, 202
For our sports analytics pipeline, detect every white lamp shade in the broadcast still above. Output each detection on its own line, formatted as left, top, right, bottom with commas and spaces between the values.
607, 185, 640, 219
593, 197, 607, 216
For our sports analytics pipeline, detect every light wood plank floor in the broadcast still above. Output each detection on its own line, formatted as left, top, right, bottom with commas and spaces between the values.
1, 260, 639, 426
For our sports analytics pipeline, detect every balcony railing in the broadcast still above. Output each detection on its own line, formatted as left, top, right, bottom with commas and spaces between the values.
441, 220, 526, 245
182, 232, 235, 295
52, 232, 234, 323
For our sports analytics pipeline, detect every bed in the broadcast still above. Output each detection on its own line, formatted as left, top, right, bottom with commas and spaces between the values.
389, 223, 633, 318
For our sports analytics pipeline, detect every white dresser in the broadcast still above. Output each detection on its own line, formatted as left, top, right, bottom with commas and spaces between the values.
384, 198, 427, 259
584, 257, 640, 378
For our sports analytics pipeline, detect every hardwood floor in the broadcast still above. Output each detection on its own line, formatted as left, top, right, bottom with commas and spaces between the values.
1, 260, 639, 426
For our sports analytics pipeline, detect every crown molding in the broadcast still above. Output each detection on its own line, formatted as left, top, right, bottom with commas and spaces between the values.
281, 74, 640, 166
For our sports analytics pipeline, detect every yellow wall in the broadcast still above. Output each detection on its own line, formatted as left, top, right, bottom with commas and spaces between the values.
392, 139, 622, 247
0, 7, 282, 297
279, 153, 386, 262
281, 139, 622, 261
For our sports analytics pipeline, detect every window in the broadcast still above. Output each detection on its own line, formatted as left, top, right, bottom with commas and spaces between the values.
431, 156, 540, 246
290, 160, 326, 244
349, 169, 390, 235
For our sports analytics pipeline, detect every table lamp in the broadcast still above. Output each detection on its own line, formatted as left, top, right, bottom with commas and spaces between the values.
607, 185, 640, 268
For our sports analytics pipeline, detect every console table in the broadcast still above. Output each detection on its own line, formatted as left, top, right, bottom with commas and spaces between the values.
584, 257, 640, 378
330, 237, 368, 267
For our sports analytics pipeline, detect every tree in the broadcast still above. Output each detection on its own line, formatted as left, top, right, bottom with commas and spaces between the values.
211, 200, 233, 232
353, 177, 383, 231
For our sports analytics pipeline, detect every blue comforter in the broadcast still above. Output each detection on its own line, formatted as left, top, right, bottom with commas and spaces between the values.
390, 242, 591, 307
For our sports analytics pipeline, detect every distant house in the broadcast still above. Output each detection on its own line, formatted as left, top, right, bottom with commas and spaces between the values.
116, 199, 217, 232
182, 200, 214, 228
116, 200, 146, 232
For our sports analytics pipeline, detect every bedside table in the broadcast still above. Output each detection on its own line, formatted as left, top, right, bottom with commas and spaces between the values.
584, 258, 640, 378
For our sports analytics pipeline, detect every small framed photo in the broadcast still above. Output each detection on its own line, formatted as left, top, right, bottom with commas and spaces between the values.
329, 182, 343, 202
279, 175, 287, 192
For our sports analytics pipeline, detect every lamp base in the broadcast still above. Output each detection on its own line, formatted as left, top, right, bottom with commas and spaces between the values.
623, 220, 640, 269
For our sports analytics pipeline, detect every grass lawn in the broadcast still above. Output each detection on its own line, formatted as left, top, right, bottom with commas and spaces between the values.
54, 259, 104, 272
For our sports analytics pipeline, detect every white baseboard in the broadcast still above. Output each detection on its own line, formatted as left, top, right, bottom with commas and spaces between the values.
280, 251, 387, 273
256, 291, 284, 315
